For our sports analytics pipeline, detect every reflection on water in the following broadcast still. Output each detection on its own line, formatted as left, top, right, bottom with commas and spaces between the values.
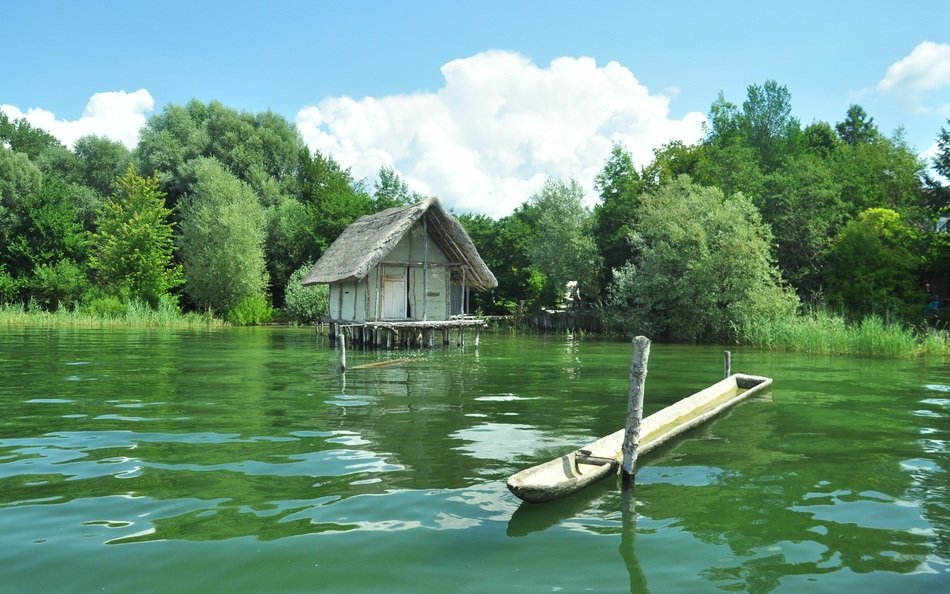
0, 328, 947, 592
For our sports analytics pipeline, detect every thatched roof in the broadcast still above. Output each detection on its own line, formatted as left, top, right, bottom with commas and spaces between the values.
301, 197, 498, 290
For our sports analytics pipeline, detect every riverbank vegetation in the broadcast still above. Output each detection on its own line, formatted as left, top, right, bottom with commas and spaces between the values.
1, 83, 947, 355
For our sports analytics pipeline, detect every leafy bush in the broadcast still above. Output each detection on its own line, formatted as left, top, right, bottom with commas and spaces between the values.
29, 259, 89, 310
0, 266, 19, 304
283, 262, 328, 324
226, 294, 273, 325
83, 294, 127, 318
606, 176, 798, 342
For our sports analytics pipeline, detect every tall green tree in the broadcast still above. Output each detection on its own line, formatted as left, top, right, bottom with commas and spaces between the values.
758, 154, 846, 297
374, 166, 420, 210
135, 100, 304, 209
836, 105, 879, 146
177, 157, 268, 314
0, 109, 62, 159
824, 208, 920, 321
0, 147, 43, 271
593, 144, 641, 291
88, 165, 181, 305
526, 178, 602, 306
297, 150, 373, 253
607, 175, 797, 342
73, 135, 132, 198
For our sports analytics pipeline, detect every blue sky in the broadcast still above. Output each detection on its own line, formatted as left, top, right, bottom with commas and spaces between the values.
3, 0, 949, 216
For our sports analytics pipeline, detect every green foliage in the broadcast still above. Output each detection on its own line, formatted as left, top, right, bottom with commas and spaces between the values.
736, 308, 948, 357
265, 195, 313, 305
593, 144, 641, 288
526, 178, 602, 305
73, 135, 132, 197
824, 208, 920, 322
298, 150, 373, 253
178, 157, 269, 314
836, 105, 879, 146
135, 100, 305, 209
9, 175, 88, 270
0, 298, 219, 329
705, 81, 800, 172
607, 175, 798, 342
0, 147, 43, 264
758, 154, 845, 296
283, 262, 329, 324
0, 109, 62, 159
374, 166, 420, 210
0, 265, 18, 303
226, 294, 273, 325
83, 293, 128, 318
89, 164, 182, 305
28, 259, 89, 310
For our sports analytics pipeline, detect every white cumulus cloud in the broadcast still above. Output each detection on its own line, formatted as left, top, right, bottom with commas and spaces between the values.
877, 41, 950, 113
1, 89, 154, 149
296, 51, 706, 218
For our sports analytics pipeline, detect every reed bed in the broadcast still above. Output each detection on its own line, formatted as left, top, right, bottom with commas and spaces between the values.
0, 301, 224, 330
737, 310, 950, 357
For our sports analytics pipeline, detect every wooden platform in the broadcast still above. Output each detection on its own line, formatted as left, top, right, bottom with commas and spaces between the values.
327, 318, 486, 348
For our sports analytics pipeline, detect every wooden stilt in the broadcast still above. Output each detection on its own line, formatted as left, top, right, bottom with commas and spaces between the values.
724, 351, 732, 379
474, 327, 480, 347
621, 336, 651, 487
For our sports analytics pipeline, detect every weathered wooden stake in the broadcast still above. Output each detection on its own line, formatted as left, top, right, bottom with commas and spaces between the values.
340, 333, 347, 371
474, 327, 480, 347
621, 336, 651, 487
723, 350, 731, 379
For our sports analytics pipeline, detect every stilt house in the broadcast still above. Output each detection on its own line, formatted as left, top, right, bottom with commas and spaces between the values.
302, 198, 497, 329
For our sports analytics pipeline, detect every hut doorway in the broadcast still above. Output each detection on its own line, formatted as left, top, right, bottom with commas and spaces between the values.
382, 266, 408, 319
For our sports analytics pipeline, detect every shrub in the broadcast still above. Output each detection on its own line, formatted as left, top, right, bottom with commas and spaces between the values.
0, 266, 19, 304
283, 262, 329, 324
84, 294, 127, 318
226, 294, 273, 326
29, 259, 89, 310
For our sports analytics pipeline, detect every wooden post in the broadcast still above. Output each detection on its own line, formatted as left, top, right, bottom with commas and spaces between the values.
474, 327, 480, 347
723, 351, 731, 378
340, 332, 347, 371
621, 336, 651, 487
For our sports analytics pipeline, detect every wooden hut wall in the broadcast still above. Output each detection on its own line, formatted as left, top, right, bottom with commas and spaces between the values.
408, 265, 449, 321
329, 281, 364, 322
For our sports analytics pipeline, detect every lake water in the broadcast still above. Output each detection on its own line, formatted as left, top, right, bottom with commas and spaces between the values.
1, 327, 947, 593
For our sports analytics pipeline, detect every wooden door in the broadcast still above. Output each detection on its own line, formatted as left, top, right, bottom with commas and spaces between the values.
382, 266, 407, 319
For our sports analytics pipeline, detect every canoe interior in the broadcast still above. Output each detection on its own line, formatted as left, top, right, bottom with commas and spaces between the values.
507, 373, 772, 503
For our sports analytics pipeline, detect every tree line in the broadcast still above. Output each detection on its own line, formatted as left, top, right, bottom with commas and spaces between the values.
0, 100, 420, 323
1, 83, 948, 337
462, 81, 949, 341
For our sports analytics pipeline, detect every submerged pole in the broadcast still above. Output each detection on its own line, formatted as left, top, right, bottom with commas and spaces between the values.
621, 336, 651, 487
723, 350, 731, 379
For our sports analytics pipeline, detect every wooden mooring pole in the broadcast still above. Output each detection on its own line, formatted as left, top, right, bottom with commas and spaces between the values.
340, 332, 347, 371
723, 350, 731, 379
621, 336, 651, 487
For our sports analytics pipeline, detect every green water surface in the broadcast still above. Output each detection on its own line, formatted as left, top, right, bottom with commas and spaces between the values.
0, 328, 947, 593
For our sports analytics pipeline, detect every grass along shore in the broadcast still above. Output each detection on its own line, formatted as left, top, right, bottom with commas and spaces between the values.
0, 301, 224, 329
3, 301, 948, 357
737, 310, 950, 357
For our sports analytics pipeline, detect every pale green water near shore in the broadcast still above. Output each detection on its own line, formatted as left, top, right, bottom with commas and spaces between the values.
1, 328, 947, 592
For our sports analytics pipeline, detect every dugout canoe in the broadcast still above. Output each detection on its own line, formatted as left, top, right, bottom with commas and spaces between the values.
506, 373, 773, 503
